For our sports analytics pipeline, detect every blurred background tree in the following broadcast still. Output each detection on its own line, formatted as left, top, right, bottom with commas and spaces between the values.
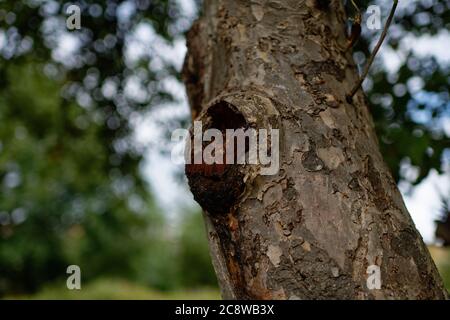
0, 0, 449, 298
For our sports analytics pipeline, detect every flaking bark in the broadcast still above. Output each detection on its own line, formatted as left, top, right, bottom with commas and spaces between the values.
182, 0, 448, 299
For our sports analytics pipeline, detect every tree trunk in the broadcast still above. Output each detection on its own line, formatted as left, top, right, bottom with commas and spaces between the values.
182, 0, 448, 299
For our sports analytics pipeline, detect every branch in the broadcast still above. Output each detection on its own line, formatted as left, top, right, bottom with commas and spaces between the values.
346, 0, 398, 102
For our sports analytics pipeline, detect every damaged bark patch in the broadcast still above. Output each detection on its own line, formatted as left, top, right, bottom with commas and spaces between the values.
211, 213, 249, 299
186, 168, 245, 215
208, 101, 247, 131
186, 101, 247, 215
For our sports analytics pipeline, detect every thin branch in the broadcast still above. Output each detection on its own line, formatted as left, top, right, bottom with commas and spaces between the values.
346, 0, 398, 102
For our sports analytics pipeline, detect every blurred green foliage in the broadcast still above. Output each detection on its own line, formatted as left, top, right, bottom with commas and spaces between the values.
0, 59, 160, 294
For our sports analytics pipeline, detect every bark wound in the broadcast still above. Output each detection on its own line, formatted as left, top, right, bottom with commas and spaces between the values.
186, 101, 247, 215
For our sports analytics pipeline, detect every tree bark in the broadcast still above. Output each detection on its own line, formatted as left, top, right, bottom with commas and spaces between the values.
182, 0, 448, 299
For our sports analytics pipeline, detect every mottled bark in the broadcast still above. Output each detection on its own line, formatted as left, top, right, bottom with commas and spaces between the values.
182, 0, 448, 299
